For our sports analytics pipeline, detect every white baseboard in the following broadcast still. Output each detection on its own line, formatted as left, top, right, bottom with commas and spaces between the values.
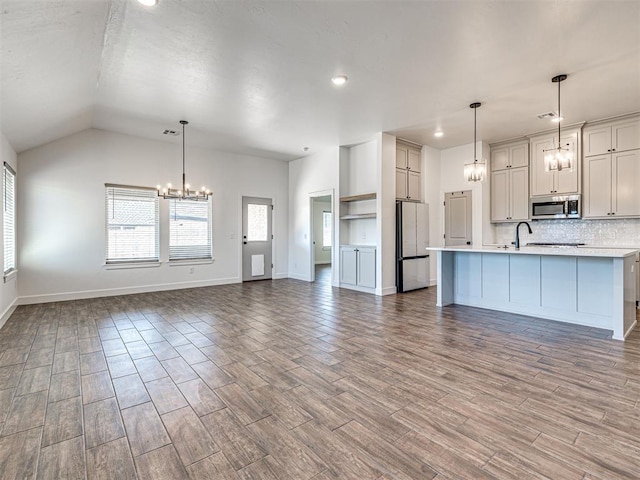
314, 261, 331, 265
0, 298, 17, 330
273, 273, 289, 279
379, 286, 397, 296
18, 277, 242, 305
429, 279, 437, 286
288, 272, 310, 281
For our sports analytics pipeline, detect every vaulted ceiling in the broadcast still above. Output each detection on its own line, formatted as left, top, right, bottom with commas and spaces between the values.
1, 0, 639, 160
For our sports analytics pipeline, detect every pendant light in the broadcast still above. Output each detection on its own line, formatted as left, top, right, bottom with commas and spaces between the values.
543, 74, 573, 172
157, 120, 211, 201
464, 102, 486, 182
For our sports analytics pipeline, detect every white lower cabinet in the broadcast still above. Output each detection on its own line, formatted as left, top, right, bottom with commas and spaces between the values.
340, 246, 376, 289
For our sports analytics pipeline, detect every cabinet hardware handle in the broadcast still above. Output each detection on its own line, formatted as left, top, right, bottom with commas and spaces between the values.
611, 212, 615, 215
612, 149, 616, 151
608, 149, 611, 152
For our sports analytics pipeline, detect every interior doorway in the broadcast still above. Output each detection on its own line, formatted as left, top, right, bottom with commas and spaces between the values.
310, 193, 333, 284
444, 190, 472, 246
242, 196, 273, 281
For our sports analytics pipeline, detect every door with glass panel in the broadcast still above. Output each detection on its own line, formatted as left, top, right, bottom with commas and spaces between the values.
242, 196, 273, 281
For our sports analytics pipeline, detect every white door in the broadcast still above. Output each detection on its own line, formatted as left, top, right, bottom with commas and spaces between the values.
340, 247, 357, 285
242, 196, 272, 281
445, 191, 472, 246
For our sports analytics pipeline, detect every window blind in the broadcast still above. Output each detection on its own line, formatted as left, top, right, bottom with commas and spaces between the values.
169, 198, 212, 260
105, 184, 159, 263
322, 211, 332, 247
3, 163, 16, 274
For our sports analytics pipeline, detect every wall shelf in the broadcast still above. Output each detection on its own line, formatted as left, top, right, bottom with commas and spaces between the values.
340, 213, 377, 220
339, 193, 376, 202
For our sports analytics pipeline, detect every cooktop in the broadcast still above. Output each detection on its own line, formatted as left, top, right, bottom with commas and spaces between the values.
526, 242, 586, 247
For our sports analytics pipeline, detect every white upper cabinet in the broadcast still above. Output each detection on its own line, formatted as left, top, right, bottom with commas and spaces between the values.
396, 141, 422, 202
582, 115, 640, 218
490, 139, 529, 222
584, 117, 640, 157
529, 128, 580, 196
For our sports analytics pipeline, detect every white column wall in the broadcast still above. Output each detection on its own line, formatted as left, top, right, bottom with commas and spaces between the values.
288, 147, 339, 282
17, 128, 289, 303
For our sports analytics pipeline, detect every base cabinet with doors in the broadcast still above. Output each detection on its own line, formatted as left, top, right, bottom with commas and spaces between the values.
583, 116, 640, 218
490, 140, 529, 222
529, 127, 581, 196
339, 245, 376, 289
396, 141, 422, 202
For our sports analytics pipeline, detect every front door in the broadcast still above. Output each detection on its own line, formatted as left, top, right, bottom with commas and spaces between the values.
444, 190, 472, 246
242, 196, 273, 281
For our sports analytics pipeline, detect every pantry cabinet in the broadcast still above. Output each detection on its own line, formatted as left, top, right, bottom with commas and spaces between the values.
583, 116, 640, 218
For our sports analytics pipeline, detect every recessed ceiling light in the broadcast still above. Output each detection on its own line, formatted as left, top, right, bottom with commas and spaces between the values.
551, 116, 564, 123
331, 75, 348, 86
434, 131, 444, 138
137, 0, 157, 6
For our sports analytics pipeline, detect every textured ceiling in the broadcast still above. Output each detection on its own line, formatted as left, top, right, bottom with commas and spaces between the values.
1, 0, 639, 160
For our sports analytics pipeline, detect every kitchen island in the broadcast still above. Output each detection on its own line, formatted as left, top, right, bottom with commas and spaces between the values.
428, 245, 638, 340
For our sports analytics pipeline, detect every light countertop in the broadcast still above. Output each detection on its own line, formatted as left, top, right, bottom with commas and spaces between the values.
426, 245, 639, 258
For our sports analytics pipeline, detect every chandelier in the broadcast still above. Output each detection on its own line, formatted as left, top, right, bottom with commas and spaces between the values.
543, 74, 573, 172
464, 102, 486, 182
157, 120, 211, 201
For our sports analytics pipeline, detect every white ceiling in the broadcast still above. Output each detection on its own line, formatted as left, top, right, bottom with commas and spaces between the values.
1, 0, 639, 160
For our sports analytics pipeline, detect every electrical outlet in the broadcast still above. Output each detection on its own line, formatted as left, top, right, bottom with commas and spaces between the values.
189, 267, 194, 274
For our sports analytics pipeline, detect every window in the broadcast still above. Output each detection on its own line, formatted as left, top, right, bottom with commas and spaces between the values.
105, 185, 159, 263
169, 198, 212, 260
322, 211, 332, 248
246, 203, 268, 241
3, 163, 16, 274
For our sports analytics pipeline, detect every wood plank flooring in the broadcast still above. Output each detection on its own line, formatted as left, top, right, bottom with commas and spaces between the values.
1, 277, 640, 479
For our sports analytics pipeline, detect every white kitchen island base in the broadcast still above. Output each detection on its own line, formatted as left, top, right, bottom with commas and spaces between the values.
431, 246, 638, 341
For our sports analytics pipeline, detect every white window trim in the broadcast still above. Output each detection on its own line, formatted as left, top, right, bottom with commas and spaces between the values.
168, 258, 215, 267
3, 269, 17, 282
103, 261, 162, 270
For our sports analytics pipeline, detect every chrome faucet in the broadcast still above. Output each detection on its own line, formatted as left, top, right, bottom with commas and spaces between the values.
514, 222, 532, 250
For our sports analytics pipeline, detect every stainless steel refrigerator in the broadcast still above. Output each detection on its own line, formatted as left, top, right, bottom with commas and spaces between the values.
396, 201, 430, 292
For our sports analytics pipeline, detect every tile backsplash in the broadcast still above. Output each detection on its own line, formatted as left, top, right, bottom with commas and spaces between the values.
494, 218, 640, 248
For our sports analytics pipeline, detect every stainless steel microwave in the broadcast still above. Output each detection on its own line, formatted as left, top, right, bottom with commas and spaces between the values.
530, 194, 581, 220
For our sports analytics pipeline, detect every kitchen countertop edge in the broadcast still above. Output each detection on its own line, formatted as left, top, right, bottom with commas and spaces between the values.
426, 246, 639, 258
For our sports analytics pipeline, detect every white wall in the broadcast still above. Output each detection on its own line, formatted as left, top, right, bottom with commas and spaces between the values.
288, 147, 339, 282
377, 133, 396, 295
17, 128, 289, 303
312, 197, 331, 264
440, 141, 494, 247
422, 144, 441, 285
0, 132, 18, 326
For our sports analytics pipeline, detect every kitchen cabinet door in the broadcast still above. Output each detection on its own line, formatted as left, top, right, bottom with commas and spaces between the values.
490, 170, 509, 222
407, 171, 421, 202
396, 145, 408, 169
408, 148, 421, 172
554, 136, 579, 194
396, 168, 408, 200
357, 247, 376, 288
491, 146, 509, 171
613, 119, 640, 153
583, 155, 612, 218
612, 150, 640, 217
583, 125, 611, 157
339, 247, 358, 285
509, 143, 529, 168
509, 166, 529, 221
530, 137, 555, 196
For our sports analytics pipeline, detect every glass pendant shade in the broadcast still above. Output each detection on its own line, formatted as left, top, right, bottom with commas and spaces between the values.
465, 102, 485, 182
544, 143, 573, 172
464, 160, 486, 182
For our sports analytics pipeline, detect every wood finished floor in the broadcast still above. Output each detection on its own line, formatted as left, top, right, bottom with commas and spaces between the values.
1, 278, 639, 480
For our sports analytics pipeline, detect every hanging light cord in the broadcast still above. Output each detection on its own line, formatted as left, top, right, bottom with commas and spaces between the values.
557, 78, 561, 147
182, 120, 187, 194
473, 106, 477, 162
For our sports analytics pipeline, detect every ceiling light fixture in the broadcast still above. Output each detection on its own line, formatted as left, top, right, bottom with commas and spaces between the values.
464, 102, 486, 182
543, 74, 573, 172
434, 131, 444, 138
331, 75, 348, 86
157, 121, 211, 201
137, 0, 158, 6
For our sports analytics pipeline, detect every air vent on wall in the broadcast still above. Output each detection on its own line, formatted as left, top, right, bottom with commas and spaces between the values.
537, 111, 559, 120
163, 129, 180, 136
